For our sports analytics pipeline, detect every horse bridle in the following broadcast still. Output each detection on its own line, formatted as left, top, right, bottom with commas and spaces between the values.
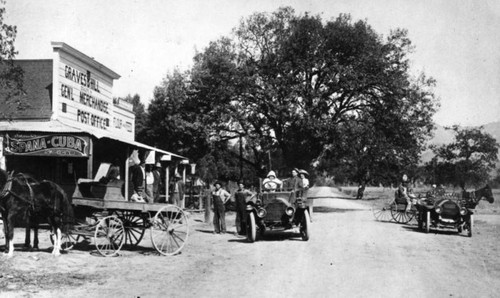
0, 172, 36, 211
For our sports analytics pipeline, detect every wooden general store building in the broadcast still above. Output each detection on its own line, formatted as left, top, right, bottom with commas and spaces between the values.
0, 42, 187, 201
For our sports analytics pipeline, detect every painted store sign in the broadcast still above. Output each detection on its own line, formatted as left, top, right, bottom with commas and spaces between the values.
4, 133, 89, 157
52, 42, 135, 141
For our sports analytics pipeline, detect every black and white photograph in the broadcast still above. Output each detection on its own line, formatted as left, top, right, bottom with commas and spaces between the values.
1, 0, 499, 297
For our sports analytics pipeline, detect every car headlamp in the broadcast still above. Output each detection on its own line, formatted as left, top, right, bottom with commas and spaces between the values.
286, 207, 295, 217
257, 208, 267, 218
460, 208, 467, 216
435, 206, 442, 214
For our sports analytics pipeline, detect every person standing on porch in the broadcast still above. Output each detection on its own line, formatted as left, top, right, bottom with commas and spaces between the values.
129, 159, 146, 203
144, 164, 154, 203
152, 162, 162, 203
171, 173, 184, 207
211, 181, 231, 234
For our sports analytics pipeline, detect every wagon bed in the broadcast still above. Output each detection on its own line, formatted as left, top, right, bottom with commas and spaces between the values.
65, 186, 189, 257
72, 197, 175, 212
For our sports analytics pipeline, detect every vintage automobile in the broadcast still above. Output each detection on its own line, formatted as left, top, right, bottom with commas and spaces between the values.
245, 179, 310, 242
415, 185, 494, 237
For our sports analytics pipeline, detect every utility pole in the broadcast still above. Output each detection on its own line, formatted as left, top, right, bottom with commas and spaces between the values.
239, 135, 243, 179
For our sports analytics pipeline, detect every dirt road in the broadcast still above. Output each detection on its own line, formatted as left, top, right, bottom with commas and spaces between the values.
1, 197, 499, 298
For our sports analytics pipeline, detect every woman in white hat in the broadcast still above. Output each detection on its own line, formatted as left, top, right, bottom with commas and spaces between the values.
262, 170, 282, 191
299, 169, 310, 189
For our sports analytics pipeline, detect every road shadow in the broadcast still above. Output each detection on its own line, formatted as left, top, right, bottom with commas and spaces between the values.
401, 225, 466, 237
313, 206, 366, 213
195, 228, 218, 234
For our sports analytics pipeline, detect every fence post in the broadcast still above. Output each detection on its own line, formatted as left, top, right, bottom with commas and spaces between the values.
204, 189, 211, 223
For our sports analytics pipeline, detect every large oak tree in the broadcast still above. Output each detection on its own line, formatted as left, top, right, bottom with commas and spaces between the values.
145, 7, 438, 184
189, 8, 436, 177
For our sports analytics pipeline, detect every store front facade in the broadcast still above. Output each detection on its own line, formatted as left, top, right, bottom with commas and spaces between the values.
0, 42, 186, 200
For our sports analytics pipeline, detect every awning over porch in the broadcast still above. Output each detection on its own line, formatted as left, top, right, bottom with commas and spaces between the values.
0, 119, 187, 160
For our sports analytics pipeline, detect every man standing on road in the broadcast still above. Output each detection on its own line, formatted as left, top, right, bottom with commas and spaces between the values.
234, 181, 256, 236
212, 181, 231, 234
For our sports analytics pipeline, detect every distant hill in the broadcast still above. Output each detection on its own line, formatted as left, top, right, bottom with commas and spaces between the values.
421, 121, 500, 163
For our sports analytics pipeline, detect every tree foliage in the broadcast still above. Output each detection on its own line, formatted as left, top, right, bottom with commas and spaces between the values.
0, 0, 24, 118
141, 69, 210, 159
125, 94, 147, 140
427, 125, 499, 188
143, 7, 438, 184
187, 8, 436, 181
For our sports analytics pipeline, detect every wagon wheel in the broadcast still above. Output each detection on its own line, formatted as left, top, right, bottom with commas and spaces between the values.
113, 210, 146, 247
390, 203, 415, 224
150, 205, 189, 256
372, 199, 393, 222
94, 216, 125, 257
300, 210, 311, 241
246, 212, 257, 243
407, 205, 419, 225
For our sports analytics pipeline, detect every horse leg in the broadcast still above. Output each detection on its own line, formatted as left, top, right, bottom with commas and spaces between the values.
5, 212, 16, 257
52, 226, 61, 256
2, 212, 8, 254
24, 219, 32, 249
33, 223, 39, 251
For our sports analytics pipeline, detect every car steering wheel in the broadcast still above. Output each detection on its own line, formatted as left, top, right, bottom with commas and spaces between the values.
263, 181, 278, 190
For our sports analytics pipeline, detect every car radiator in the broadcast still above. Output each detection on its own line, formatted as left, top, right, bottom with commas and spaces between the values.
265, 201, 287, 221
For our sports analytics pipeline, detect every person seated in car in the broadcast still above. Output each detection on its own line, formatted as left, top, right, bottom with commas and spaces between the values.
262, 170, 282, 191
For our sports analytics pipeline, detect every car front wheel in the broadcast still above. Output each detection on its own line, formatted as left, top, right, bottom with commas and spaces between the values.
247, 213, 256, 243
301, 210, 310, 241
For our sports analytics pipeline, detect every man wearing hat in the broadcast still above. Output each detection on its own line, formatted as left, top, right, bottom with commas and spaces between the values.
290, 168, 304, 198
171, 172, 185, 207
234, 181, 256, 236
211, 181, 231, 234
152, 162, 162, 203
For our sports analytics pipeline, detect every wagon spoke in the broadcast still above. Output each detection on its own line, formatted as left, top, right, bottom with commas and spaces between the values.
94, 216, 124, 257
151, 205, 189, 256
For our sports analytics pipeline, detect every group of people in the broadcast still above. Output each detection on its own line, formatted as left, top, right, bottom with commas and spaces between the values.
263, 168, 309, 195
210, 180, 255, 235
128, 160, 185, 206
129, 160, 163, 203
211, 168, 310, 235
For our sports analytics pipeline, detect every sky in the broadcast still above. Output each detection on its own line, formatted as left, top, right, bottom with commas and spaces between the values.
4, 0, 500, 127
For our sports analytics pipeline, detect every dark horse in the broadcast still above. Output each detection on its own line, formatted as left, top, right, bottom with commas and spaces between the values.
461, 184, 495, 208
0, 169, 73, 257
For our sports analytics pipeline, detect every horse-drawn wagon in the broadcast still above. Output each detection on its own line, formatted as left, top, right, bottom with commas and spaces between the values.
372, 191, 418, 224
61, 177, 189, 257
1, 168, 189, 257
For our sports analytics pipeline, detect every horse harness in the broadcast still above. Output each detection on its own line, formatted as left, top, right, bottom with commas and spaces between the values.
0, 172, 36, 212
